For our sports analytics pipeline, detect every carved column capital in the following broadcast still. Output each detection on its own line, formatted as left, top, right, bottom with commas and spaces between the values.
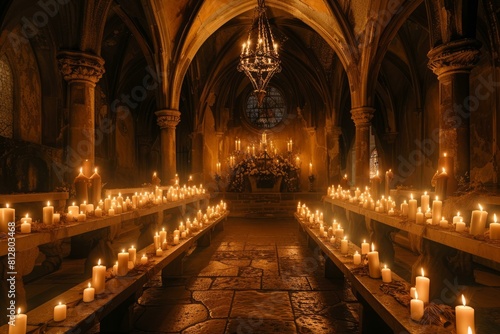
350, 107, 375, 127
155, 109, 181, 129
57, 50, 105, 85
427, 39, 481, 77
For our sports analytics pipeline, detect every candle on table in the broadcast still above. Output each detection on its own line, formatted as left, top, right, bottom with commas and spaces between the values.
140, 254, 148, 264
455, 294, 474, 334
20, 214, 32, 233
112, 261, 118, 275
361, 239, 370, 255
86, 203, 94, 213
415, 267, 430, 304
90, 168, 102, 206
340, 236, 348, 254
94, 206, 102, 217
43, 201, 54, 224
456, 218, 466, 232
490, 214, 500, 240
74, 167, 89, 204
128, 245, 136, 264
53, 302, 67, 322
431, 196, 442, 225
400, 200, 408, 216
416, 208, 424, 225
439, 216, 449, 228
353, 251, 361, 265
470, 204, 488, 236
408, 194, 417, 221
91, 259, 106, 294
8, 308, 27, 334
79, 201, 87, 214
77, 211, 86, 222
0, 204, 15, 233
159, 228, 167, 244
173, 234, 180, 245
53, 213, 60, 223
108, 206, 115, 216
117, 249, 129, 276
68, 202, 79, 217
410, 287, 416, 298
367, 243, 381, 278
421, 191, 430, 213
104, 195, 112, 212
453, 212, 462, 224
335, 225, 344, 239
83, 282, 95, 302
381, 264, 392, 283
309, 162, 313, 176
410, 291, 424, 321
156, 247, 163, 256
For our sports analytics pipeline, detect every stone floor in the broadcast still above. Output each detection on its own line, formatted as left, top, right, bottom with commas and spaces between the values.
130, 217, 361, 333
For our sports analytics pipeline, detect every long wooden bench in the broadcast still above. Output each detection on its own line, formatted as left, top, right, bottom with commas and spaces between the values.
0, 211, 228, 334
294, 213, 452, 334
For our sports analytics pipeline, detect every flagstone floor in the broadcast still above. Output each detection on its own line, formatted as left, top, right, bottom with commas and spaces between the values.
130, 217, 361, 333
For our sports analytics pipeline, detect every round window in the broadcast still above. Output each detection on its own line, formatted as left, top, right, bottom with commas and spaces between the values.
244, 86, 286, 129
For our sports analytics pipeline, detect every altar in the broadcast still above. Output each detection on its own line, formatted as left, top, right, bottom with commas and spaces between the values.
248, 175, 282, 192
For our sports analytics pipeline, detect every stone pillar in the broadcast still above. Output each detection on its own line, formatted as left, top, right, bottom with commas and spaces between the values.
57, 51, 105, 173
351, 107, 375, 187
327, 126, 343, 184
155, 109, 181, 183
427, 39, 481, 180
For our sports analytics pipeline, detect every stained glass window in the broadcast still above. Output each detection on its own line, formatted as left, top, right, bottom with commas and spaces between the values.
245, 86, 286, 129
0, 55, 13, 138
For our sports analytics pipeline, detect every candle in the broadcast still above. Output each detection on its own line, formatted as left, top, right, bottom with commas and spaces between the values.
90, 168, 102, 206
108, 207, 115, 216
400, 200, 408, 216
309, 162, 313, 176
456, 218, 466, 232
416, 208, 424, 225
95, 206, 102, 217
74, 167, 89, 204
381, 264, 392, 283
159, 228, 167, 244
340, 236, 348, 254
490, 214, 500, 240
408, 194, 417, 221
173, 235, 180, 245
77, 211, 86, 222
154, 232, 160, 250
181, 231, 187, 239
361, 239, 370, 255
8, 308, 27, 334
439, 216, 449, 228
43, 201, 54, 224
415, 267, 430, 304
80, 201, 87, 214
470, 204, 488, 236
410, 287, 416, 298
367, 243, 381, 278
53, 213, 60, 223
455, 295, 474, 334
53, 302, 67, 322
68, 202, 79, 216
86, 203, 94, 213
0, 204, 15, 233
453, 212, 462, 224
117, 250, 129, 276
335, 225, 344, 239
104, 195, 112, 212
410, 291, 424, 321
20, 214, 32, 233
91, 259, 106, 294
156, 247, 163, 256
128, 245, 136, 264
83, 282, 95, 302
431, 196, 442, 225
139, 254, 147, 265
353, 251, 361, 265
112, 261, 118, 275
421, 191, 430, 213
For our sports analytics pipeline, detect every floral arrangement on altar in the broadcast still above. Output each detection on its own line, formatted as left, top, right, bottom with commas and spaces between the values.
226, 153, 300, 192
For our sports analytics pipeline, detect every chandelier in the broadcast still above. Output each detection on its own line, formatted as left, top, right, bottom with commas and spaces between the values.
237, 0, 281, 106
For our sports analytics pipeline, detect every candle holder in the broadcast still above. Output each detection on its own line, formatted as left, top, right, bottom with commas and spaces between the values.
308, 174, 315, 192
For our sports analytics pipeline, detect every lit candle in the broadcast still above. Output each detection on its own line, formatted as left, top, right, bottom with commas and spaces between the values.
74, 167, 89, 204
53, 213, 60, 223
91, 259, 106, 294
455, 294, 474, 334
453, 212, 462, 224
470, 204, 488, 236
156, 247, 163, 256
416, 208, 424, 225
112, 261, 118, 275
90, 168, 102, 206
410, 291, 424, 321
0, 204, 15, 233
79, 201, 87, 214
408, 194, 417, 221
53, 302, 67, 322
381, 264, 392, 283
439, 216, 449, 228
77, 211, 86, 222
431, 196, 442, 225
8, 308, 27, 334
415, 267, 430, 304
43, 201, 54, 224
20, 214, 32, 233
410, 287, 416, 298
173, 234, 180, 245
456, 218, 466, 232
94, 206, 102, 217
128, 245, 136, 264
340, 236, 348, 254
83, 282, 95, 302
400, 200, 408, 216
421, 191, 430, 213
367, 243, 381, 278
159, 228, 167, 244
361, 239, 370, 255
108, 206, 115, 216
309, 162, 313, 176
335, 225, 344, 239
140, 254, 148, 264
490, 214, 500, 240
353, 251, 361, 265
117, 249, 129, 276
68, 202, 79, 216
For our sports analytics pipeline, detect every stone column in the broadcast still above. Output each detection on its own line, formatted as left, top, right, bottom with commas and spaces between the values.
57, 51, 105, 173
155, 109, 181, 183
327, 126, 343, 184
427, 39, 481, 180
351, 107, 375, 187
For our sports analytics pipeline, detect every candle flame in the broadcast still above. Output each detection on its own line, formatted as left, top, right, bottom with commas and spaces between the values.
25, 213, 28, 218
495, 214, 497, 223
88, 282, 91, 288
6, 203, 9, 208
435, 196, 438, 201
384, 264, 387, 269
424, 191, 427, 195
418, 208, 421, 213
95, 167, 98, 173
421, 267, 425, 277
371, 243, 375, 252
363, 239, 366, 243
47, 201, 51, 206
479, 204, 483, 211
122, 249, 125, 253
98, 259, 101, 266
410, 193, 413, 200
343, 236, 347, 240
468, 326, 472, 334
444, 152, 447, 157
162, 227, 165, 231
442, 167, 446, 173
457, 212, 460, 216
355, 250, 359, 255
59, 302, 62, 306
462, 294, 466, 306
415, 291, 419, 300
17, 307, 21, 315
80, 167, 83, 173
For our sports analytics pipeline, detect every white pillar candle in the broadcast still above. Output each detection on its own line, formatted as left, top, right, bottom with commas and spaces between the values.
86, 203, 94, 213
77, 211, 86, 222
43, 201, 54, 224
410, 291, 424, 321
410, 287, 416, 299
94, 206, 102, 217
68, 202, 79, 216
53, 302, 67, 322
421, 191, 430, 213
91, 259, 106, 294
79, 201, 87, 214
431, 196, 442, 225
115, 204, 122, 214
159, 228, 167, 244
453, 212, 462, 224
108, 207, 115, 216
415, 267, 430, 304
154, 232, 160, 249
490, 214, 500, 240
340, 237, 348, 254
8, 308, 27, 334
104, 196, 112, 212
173, 235, 180, 245
140, 253, 148, 265
83, 282, 95, 302
456, 218, 466, 232
117, 250, 129, 276
335, 226, 344, 239
156, 247, 163, 256
353, 251, 361, 265
112, 261, 118, 275
400, 200, 408, 216
456, 295, 474, 334
0, 204, 15, 233
361, 240, 370, 255
470, 204, 488, 236
128, 246, 136, 264
181, 231, 187, 239
381, 264, 392, 283
53, 213, 60, 223
439, 217, 449, 228
367, 243, 381, 278
416, 208, 424, 225
408, 194, 417, 221
20, 214, 32, 233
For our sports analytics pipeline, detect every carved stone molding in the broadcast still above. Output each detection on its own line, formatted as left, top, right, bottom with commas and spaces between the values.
57, 50, 105, 84
350, 107, 375, 127
427, 39, 481, 76
155, 109, 181, 129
